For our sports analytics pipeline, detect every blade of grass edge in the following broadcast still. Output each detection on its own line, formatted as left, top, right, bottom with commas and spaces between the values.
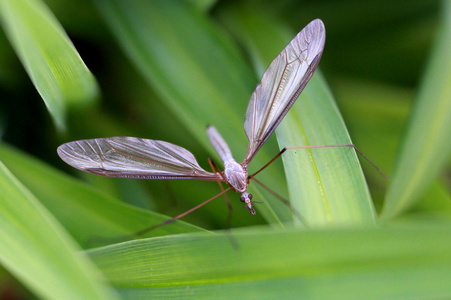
0, 161, 119, 300
87, 225, 451, 299
0, 0, 99, 130
382, 0, 451, 220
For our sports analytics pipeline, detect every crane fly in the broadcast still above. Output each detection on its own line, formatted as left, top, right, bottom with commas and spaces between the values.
58, 19, 331, 223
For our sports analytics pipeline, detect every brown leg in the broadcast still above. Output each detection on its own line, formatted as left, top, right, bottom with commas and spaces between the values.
86, 187, 232, 246
208, 158, 234, 230
134, 187, 231, 236
249, 174, 308, 226
251, 144, 387, 178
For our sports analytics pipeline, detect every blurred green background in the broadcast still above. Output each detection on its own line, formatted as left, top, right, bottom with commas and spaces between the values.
0, 0, 450, 299
0, 0, 444, 219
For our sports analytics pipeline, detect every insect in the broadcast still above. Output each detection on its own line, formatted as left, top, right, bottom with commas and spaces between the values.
58, 19, 328, 221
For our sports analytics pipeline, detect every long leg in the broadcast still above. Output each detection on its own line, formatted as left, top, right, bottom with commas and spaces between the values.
249, 174, 308, 227
208, 158, 234, 230
87, 187, 233, 246
252, 144, 387, 178
206, 158, 239, 249
134, 187, 231, 236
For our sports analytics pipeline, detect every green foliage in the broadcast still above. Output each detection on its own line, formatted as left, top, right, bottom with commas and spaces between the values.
87, 225, 451, 299
0, 0, 449, 299
0, 0, 99, 130
0, 161, 119, 299
382, 3, 451, 219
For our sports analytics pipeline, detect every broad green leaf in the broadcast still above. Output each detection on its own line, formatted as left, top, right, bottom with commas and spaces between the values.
0, 0, 99, 130
218, 5, 375, 226
88, 224, 451, 299
276, 74, 375, 226
0, 143, 203, 248
95, 0, 292, 224
382, 2, 451, 220
0, 161, 118, 300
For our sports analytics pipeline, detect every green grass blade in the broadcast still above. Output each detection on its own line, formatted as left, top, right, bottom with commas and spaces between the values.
0, 161, 119, 300
0, 143, 203, 248
88, 224, 451, 299
382, 2, 451, 220
0, 0, 99, 130
277, 73, 375, 226
333, 79, 413, 176
219, 6, 375, 226
333, 79, 451, 214
95, 0, 293, 224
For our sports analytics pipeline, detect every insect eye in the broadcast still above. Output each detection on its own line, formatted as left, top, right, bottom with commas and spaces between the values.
240, 196, 246, 202
248, 194, 253, 200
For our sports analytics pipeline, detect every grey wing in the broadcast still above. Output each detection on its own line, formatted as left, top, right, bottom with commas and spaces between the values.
57, 137, 218, 180
242, 19, 326, 166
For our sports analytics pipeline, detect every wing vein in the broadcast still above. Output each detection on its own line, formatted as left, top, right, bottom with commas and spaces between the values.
57, 137, 218, 180
242, 19, 325, 166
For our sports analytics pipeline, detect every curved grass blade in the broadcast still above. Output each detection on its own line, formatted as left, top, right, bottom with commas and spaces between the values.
382, 2, 451, 220
333, 79, 451, 214
219, 5, 375, 226
87, 224, 451, 299
0, 0, 99, 130
276, 73, 376, 226
0, 161, 119, 300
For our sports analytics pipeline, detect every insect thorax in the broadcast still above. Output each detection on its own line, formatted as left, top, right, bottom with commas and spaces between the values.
223, 160, 248, 193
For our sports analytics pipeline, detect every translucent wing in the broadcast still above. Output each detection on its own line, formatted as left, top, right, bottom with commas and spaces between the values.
57, 137, 218, 180
243, 19, 326, 166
